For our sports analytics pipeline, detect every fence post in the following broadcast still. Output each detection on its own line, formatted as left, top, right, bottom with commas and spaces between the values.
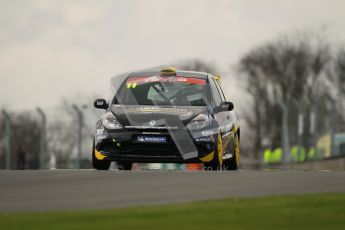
292, 99, 304, 162
37, 107, 47, 169
72, 105, 83, 169
2, 110, 11, 170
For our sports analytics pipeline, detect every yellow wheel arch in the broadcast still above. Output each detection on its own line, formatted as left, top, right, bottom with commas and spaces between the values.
234, 132, 240, 166
95, 149, 106, 160
217, 133, 223, 166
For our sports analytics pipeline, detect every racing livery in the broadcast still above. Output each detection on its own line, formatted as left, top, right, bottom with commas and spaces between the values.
92, 67, 240, 170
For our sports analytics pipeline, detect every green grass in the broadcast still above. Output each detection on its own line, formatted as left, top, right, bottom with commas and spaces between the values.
1, 193, 345, 230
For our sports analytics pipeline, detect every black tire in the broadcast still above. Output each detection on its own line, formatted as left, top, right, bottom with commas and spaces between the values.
92, 142, 111, 170
204, 133, 223, 171
116, 161, 132, 170
223, 131, 240, 170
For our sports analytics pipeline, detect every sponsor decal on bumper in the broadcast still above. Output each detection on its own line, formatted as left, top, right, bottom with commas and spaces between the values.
137, 136, 167, 143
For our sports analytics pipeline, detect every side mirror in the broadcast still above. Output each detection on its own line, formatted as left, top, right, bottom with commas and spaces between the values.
94, 98, 109, 109
220, 101, 234, 111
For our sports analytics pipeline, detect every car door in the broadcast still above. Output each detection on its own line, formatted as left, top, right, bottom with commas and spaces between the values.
209, 75, 229, 136
209, 75, 234, 147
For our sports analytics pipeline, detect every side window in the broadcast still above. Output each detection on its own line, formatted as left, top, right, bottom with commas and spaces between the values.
209, 77, 222, 106
214, 79, 226, 101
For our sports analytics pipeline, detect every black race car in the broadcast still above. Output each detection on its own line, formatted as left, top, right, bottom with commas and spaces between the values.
92, 67, 240, 170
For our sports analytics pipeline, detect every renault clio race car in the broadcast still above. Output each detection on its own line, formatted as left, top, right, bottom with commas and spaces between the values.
92, 67, 240, 170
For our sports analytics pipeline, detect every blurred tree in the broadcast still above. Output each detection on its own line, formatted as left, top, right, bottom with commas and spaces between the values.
47, 118, 75, 168
0, 115, 5, 169
331, 48, 345, 132
11, 112, 41, 169
238, 31, 332, 161
47, 94, 100, 168
334, 49, 345, 95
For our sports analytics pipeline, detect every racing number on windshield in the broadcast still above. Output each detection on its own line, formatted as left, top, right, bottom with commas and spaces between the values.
127, 83, 137, 89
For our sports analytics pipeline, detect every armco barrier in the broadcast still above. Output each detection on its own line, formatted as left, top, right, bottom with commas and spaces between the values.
275, 156, 345, 171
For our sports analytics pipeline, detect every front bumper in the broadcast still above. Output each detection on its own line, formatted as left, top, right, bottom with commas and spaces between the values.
94, 127, 216, 163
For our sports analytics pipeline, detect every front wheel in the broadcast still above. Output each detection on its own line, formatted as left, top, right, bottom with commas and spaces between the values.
204, 133, 223, 171
223, 131, 240, 170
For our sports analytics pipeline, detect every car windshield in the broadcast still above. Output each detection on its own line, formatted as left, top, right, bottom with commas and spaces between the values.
115, 75, 209, 106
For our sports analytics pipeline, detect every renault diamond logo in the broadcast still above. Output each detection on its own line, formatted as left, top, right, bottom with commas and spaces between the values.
149, 120, 156, 126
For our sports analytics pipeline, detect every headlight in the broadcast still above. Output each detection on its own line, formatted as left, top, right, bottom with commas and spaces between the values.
102, 112, 123, 129
186, 114, 210, 130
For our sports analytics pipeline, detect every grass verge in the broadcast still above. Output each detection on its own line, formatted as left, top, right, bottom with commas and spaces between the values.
0, 193, 344, 230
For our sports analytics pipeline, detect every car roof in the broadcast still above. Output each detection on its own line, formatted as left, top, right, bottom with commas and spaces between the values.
127, 67, 209, 79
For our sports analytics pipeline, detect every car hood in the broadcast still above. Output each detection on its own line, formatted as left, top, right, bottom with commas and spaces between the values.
110, 105, 208, 128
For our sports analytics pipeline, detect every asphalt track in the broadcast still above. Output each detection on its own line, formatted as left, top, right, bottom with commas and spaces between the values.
0, 170, 344, 212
